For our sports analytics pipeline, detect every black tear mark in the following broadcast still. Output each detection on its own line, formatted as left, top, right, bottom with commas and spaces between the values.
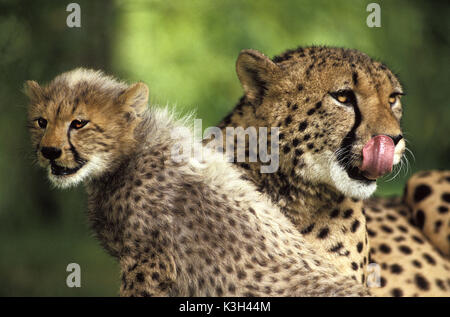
352, 72, 359, 86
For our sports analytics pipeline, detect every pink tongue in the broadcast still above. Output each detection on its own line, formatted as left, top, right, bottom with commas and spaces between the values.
361, 135, 395, 180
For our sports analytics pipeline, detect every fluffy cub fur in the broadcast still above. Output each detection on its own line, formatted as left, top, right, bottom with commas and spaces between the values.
26, 68, 369, 296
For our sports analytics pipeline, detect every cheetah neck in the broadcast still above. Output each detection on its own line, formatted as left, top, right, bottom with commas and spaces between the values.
217, 102, 370, 282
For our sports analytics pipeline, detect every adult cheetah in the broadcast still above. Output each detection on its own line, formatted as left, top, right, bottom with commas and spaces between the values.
213, 46, 450, 296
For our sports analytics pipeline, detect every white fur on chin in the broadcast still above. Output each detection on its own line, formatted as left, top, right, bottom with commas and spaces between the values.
48, 155, 109, 189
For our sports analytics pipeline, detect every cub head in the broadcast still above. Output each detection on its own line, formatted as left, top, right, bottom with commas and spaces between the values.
26, 68, 149, 188
236, 47, 406, 199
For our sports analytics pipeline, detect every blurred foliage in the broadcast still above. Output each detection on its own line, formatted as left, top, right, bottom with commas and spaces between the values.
0, 0, 448, 296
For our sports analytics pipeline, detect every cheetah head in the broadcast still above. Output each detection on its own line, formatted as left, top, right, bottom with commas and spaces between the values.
26, 68, 149, 188
236, 47, 406, 199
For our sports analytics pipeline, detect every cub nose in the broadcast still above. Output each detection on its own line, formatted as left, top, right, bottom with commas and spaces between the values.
41, 147, 62, 160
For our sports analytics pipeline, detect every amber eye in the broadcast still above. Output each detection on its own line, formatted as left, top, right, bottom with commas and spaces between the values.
388, 96, 397, 105
70, 119, 89, 129
330, 89, 356, 106
37, 118, 47, 129
337, 95, 348, 103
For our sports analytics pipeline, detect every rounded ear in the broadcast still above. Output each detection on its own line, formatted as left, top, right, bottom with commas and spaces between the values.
118, 82, 149, 115
24, 80, 43, 101
236, 49, 279, 104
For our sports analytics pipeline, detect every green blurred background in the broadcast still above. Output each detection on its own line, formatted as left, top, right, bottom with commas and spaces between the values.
0, 0, 448, 296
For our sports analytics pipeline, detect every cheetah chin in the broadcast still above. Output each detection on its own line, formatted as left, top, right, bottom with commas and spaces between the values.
47, 155, 109, 189
301, 151, 377, 200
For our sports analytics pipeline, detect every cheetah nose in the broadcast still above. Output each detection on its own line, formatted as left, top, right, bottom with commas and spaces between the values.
41, 147, 62, 160
360, 135, 395, 180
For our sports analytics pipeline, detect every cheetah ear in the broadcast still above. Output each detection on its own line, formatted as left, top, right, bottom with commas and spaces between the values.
118, 82, 149, 115
24, 80, 44, 102
236, 49, 279, 104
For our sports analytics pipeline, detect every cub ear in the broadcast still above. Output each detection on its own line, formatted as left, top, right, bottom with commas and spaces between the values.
118, 82, 149, 115
236, 49, 279, 104
24, 80, 43, 102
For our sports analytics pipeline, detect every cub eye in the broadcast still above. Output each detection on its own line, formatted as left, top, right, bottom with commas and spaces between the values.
388, 96, 396, 104
70, 119, 89, 129
37, 118, 47, 129
330, 90, 356, 106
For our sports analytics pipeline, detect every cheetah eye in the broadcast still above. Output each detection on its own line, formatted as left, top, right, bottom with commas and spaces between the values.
37, 117, 47, 129
337, 95, 347, 103
388, 92, 403, 107
330, 90, 356, 106
70, 119, 89, 130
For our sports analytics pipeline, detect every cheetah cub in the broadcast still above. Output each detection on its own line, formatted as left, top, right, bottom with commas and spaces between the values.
26, 68, 369, 296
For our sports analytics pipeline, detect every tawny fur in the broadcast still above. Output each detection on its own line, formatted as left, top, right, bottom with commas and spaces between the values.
26, 69, 369, 297
214, 46, 450, 296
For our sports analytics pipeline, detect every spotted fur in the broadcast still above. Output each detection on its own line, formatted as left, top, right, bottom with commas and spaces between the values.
215, 46, 449, 296
213, 46, 406, 284
26, 69, 369, 297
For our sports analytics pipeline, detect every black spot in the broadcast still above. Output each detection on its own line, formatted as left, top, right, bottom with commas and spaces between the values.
433, 220, 442, 234
307, 143, 314, 150
351, 262, 358, 270
415, 209, 426, 230
303, 134, 310, 141
398, 245, 412, 255
390, 264, 403, 274
351, 220, 360, 233
379, 244, 391, 254
237, 270, 247, 280
292, 104, 298, 110
343, 209, 353, 218
292, 138, 300, 147
413, 184, 432, 202
442, 193, 450, 203
295, 148, 304, 156
412, 235, 424, 244
367, 229, 376, 237
422, 253, 436, 265
436, 279, 446, 291
136, 272, 145, 283
151, 272, 160, 281
301, 223, 315, 235
298, 120, 308, 132
438, 206, 448, 214
307, 108, 316, 116
380, 225, 393, 234
297, 84, 304, 91
412, 260, 422, 268
414, 274, 430, 291
386, 214, 397, 221
357, 242, 363, 253
283, 145, 291, 154
317, 227, 329, 239
315, 101, 322, 109
391, 288, 403, 297
330, 209, 339, 218
284, 115, 293, 125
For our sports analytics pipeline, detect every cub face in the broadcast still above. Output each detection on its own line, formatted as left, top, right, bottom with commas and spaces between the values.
236, 47, 406, 199
26, 68, 149, 188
